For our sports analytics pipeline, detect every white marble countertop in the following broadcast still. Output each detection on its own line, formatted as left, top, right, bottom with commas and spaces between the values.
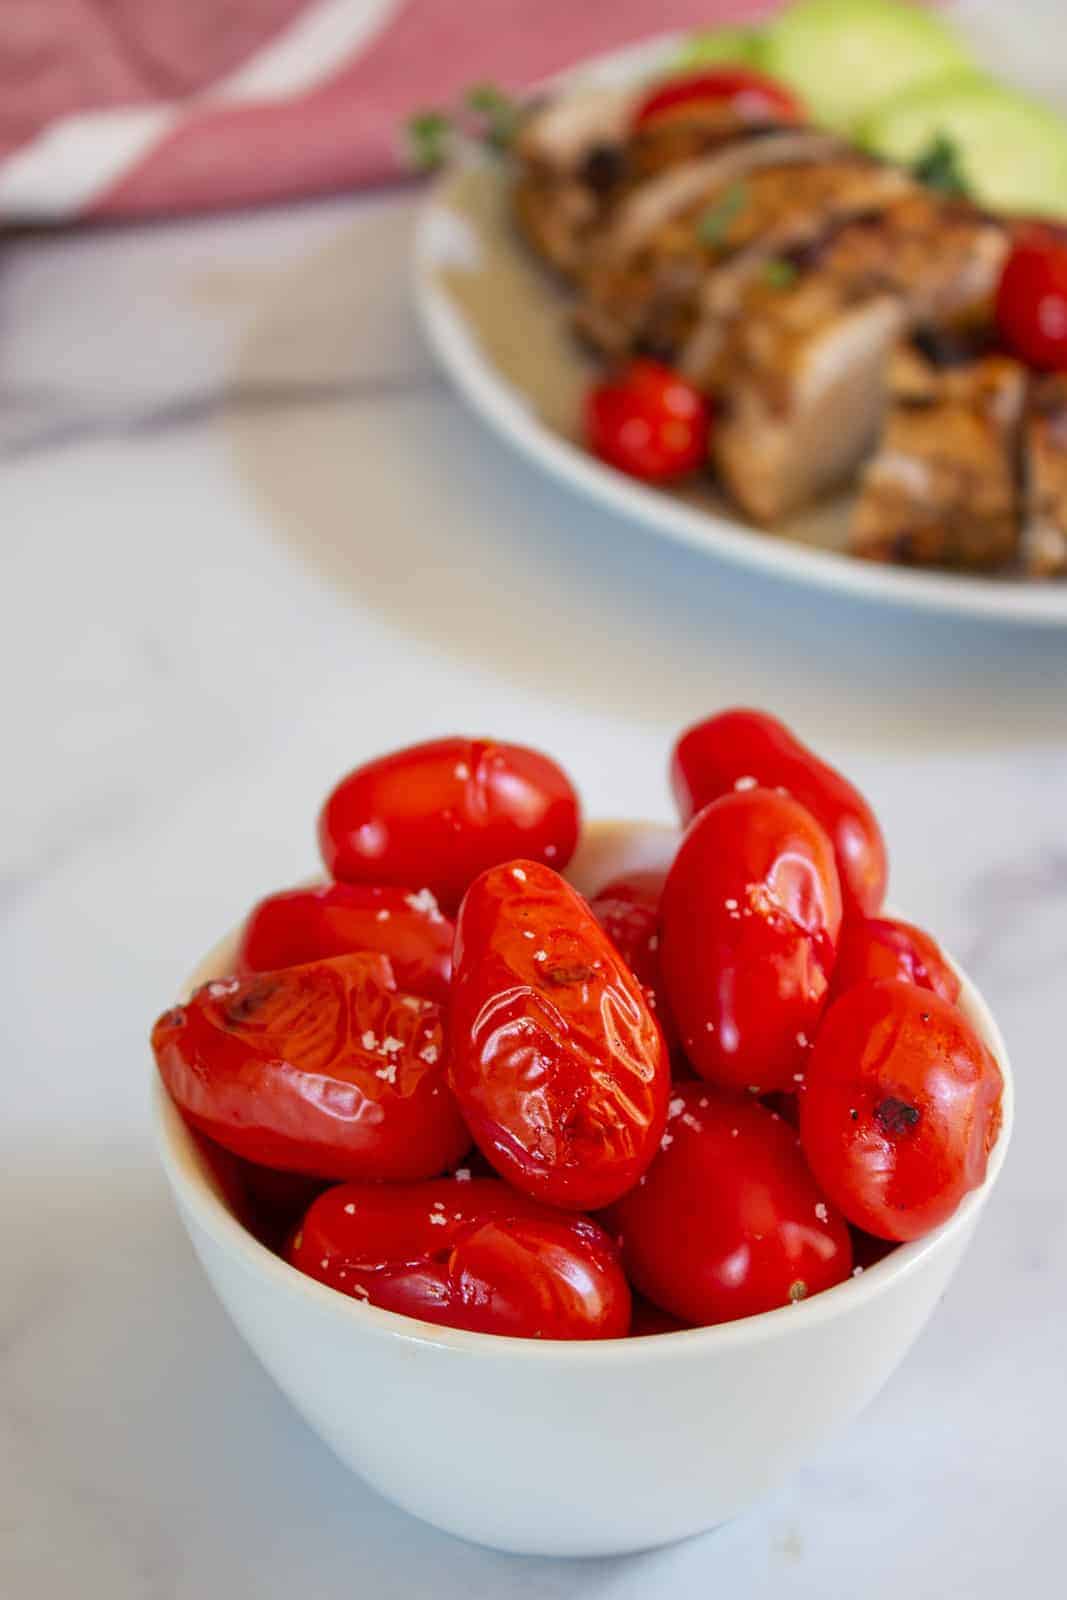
4, 117, 1067, 1596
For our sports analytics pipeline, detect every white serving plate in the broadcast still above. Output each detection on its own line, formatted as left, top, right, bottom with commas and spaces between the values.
412, 24, 1067, 627
154, 820, 1013, 1557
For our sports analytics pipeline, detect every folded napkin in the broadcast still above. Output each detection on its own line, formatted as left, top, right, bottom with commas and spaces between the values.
0, 0, 773, 223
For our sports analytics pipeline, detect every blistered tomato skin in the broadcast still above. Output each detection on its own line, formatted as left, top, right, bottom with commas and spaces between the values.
235, 882, 453, 1000
609, 1085, 852, 1327
800, 980, 1003, 1242
590, 869, 677, 1051
318, 737, 581, 915
287, 1178, 631, 1340
660, 789, 842, 1092
449, 860, 670, 1210
831, 915, 960, 1006
671, 708, 887, 917
151, 953, 470, 1181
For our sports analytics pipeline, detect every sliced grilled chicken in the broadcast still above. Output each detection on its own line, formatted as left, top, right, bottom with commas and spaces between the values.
576, 150, 909, 362
850, 338, 1025, 570
706, 196, 1010, 522
513, 88, 637, 276
711, 274, 905, 523
1022, 374, 1067, 576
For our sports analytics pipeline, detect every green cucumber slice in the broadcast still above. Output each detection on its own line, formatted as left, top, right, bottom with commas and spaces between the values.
764, 0, 972, 133
864, 73, 1067, 217
674, 26, 767, 72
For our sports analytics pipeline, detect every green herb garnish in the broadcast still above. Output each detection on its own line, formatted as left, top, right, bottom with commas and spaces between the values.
465, 82, 521, 151
912, 133, 970, 198
763, 256, 798, 289
699, 182, 748, 247
406, 110, 453, 171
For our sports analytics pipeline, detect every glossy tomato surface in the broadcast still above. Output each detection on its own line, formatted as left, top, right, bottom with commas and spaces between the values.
800, 980, 1003, 1241
671, 708, 887, 917
609, 1085, 852, 1326
586, 360, 711, 483
152, 953, 470, 1181
660, 788, 842, 1091
633, 68, 804, 129
449, 860, 670, 1210
318, 737, 581, 915
287, 1178, 631, 1340
589, 869, 677, 1051
831, 914, 959, 1006
235, 881, 453, 999
995, 232, 1067, 370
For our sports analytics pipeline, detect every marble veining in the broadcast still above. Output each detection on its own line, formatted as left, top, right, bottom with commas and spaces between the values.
3, 96, 1067, 1600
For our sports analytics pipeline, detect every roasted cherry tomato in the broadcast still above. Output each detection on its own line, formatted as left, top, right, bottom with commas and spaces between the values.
609, 1085, 852, 1326
671, 708, 887, 917
235, 881, 453, 1000
633, 68, 804, 129
995, 231, 1067, 371
319, 737, 580, 915
287, 1178, 631, 1340
831, 914, 960, 1006
152, 953, 470, 1181
589, 869, 677, 1051
586, 360, 712, 484
449, 860, 670, 1210
800, 980, 1003, 1242
660, 788, 841, 1091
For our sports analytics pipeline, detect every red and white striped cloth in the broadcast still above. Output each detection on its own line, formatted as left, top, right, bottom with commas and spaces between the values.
0, 0, 776, 222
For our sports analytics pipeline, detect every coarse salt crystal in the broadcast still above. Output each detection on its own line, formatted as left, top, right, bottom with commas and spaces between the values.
405, 887, 442, 920
734, 775, 757, 791
432, 1201, 446, 1210
361, 1030, 378, 1051
512, 867, 527, 883
815, 1202, 829, 1222
454, 1168, 471, 1182
793, 1072, 805, 1083
419, 1043, 439, 1065
381, 1035, 403, 1054
522, 929, 535, 939
429, 1211, 447, 1226
376, 909, 390, 922
724, 898, 739, 911
668, 1096, 685, 1119
454, 762, 471, 780
661, 1132, 674, 1150
376, 1062, 398, 1084
344, 1202, 356, 1215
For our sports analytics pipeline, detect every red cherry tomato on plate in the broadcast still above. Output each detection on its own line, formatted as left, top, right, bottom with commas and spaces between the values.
995, 232, 1067, 371
318, 737, 580, 916
235, 881, 453, 1000
609, 1085, 852, 1326
830, 914, 959, 1006
800, 980, 1003, 1242
633, 69, 804, 130
589, 869, 677, 1051
287, 1178, 631, 1340
152, 953, 470, 1181
661, 788, 842, 1092
449, 860, 670, 1210
586, 360, 712, 484
671, 708, 887, 917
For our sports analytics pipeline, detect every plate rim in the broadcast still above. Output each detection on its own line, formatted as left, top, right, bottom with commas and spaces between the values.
411, 30, 1067, 628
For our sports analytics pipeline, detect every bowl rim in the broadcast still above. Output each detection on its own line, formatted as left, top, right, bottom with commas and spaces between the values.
153, 820, 1014, 1364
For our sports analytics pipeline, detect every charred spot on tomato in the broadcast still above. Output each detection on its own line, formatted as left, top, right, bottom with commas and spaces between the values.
788, 1279, 808, 1303
222, 980, 279, 1027
874, 1096, 921, 1136
161, 1006, 186, 1029
543, 962, 597, 986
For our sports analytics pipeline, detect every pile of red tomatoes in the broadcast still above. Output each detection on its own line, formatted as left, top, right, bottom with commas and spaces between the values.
152, 712, 1003, 1341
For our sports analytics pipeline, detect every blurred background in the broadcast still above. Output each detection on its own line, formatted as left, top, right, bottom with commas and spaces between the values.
2, 3, 1065, 1597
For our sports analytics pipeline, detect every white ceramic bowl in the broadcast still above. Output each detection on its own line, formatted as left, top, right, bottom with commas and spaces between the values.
153, 822, 1013, 1557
